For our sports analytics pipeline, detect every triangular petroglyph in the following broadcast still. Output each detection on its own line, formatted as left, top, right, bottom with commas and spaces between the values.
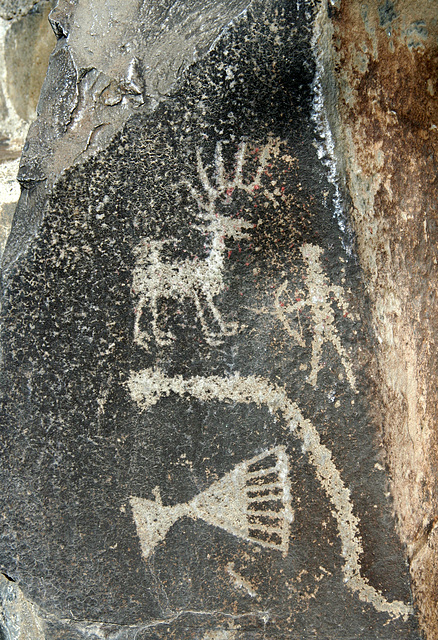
130, 446, 293, 559
127, 368, 413, 619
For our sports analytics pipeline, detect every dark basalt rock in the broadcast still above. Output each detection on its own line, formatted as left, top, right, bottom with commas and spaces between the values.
0, 1, 421, 638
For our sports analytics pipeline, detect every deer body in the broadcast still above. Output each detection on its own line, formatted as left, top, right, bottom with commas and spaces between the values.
133, 139, 276, 349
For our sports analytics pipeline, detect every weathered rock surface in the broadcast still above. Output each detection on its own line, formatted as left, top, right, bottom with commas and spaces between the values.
0, 0, 40, 21
315, 1, 438, 636
0, 0, 55, 256
0, 1, 426, 638
3, 0, 253, 271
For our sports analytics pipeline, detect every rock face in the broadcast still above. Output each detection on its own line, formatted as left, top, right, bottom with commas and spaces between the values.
0, 1, 424, 639
0, 0, 56, 256
314, 1, 438, 637
0, 0, 40, 21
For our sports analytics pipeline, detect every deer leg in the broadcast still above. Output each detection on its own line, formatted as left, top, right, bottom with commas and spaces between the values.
204, 288, 239, 338
192, 288, 223, 346
150, 292, 175, 346
133, 296, 151, 350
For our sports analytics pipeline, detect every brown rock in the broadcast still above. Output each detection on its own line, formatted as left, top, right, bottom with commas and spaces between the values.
318, 1, 438, 636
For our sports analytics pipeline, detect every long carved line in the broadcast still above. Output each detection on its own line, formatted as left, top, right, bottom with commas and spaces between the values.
128, 368, 413, 619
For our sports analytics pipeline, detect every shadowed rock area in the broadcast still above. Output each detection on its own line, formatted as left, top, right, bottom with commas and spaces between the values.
313, 1, 438, 636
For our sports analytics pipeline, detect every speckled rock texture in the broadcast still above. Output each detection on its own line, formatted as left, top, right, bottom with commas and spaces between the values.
0, 0, 40, 21
0, 1, 426, 639
314, 1, 438, 637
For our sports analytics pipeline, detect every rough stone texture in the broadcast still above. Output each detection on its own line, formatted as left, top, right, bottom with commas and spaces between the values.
315, 1, 438, 637
0, 0, 55, 256
0, 1, 425, 638
0, 574, 45, 640
0, 0, 39, 21
4, 1, 54, 121
3, 0, 253, 272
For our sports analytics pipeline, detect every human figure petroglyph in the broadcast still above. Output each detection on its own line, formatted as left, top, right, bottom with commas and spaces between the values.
132, 138, 280, 349
275, 243, 357, 390
128, 367, 412, 620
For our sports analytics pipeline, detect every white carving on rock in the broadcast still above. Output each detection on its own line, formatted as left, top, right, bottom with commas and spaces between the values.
275, 243, 357, 390
127, 368, 413, 620
133, 139, 279, 349
226, 562, 258, 598
130, 446, 293, 559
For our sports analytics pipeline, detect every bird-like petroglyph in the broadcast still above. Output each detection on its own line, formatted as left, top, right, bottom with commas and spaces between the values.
127, 368, 412, 620
274, 243, 357, 390
132, 138, 280, 349
130, 446, 293, 559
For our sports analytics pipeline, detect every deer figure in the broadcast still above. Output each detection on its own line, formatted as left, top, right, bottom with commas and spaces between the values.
133, 138, 277, 349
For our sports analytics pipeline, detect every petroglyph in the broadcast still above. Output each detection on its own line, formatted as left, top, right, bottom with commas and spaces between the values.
130, 446, 293, 559
128, 368, 413, 619
132, 138, 280, 349
203, 630, 237, 640
226, 562, 258, 598
273, 279, 306, 347
275, 243, 357, 390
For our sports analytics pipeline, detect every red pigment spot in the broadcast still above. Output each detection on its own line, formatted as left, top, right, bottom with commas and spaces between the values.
343, 313, 348, 318
281, 186, 285, 192
228, 250, 232, 258
280, 302, 285, 307
296, 297, 301, 302
253, 184, 260, 190
238, 245, 241, 252
226, 187, 234, 196
245, 262, 249, 266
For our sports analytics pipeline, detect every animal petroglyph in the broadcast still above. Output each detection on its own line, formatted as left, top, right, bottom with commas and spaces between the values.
130, 446, 293, 559
133, 138, 280, 349
128, 367, 413, 619
275, 243, 357, 390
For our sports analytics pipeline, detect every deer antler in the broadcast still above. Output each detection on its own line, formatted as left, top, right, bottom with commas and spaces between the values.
191, 138, 278, 215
